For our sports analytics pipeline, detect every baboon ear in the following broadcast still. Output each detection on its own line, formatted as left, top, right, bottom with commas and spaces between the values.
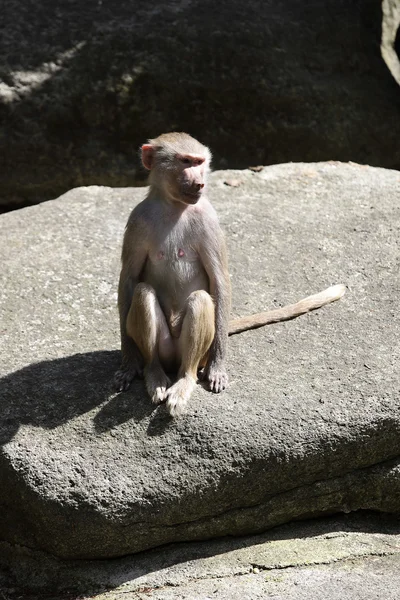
141, 144, 155, 170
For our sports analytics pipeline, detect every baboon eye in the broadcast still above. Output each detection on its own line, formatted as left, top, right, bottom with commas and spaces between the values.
181, 157, 191, 165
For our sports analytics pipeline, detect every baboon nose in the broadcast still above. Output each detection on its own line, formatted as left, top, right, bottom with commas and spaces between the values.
196, 183, 204, 190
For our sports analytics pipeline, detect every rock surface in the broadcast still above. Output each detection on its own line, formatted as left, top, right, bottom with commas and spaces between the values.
382, 0, 400, 85
1, 513, 400, 599
1, 0, 400, 208
0, 163, 400, 560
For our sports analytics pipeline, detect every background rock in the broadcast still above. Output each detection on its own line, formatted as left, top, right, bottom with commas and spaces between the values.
382, 0, 400, 85
1, 0, 400, 208
1, 513, 400, 598
0, 163, 399, 560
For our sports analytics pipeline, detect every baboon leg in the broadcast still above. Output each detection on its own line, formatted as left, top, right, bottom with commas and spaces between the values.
165, 290, 215, 417
127, 283, 174, 404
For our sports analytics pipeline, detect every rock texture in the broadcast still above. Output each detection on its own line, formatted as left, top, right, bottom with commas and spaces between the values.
382, 0, 400, 85
1, 163, 400, 560
1, 0, 400, 208
2, 513, 400, 598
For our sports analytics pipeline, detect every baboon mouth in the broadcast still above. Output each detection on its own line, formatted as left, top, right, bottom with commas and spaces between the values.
183, 191, 202, 203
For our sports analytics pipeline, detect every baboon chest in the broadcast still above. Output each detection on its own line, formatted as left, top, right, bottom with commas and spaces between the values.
144, 226, 207, 292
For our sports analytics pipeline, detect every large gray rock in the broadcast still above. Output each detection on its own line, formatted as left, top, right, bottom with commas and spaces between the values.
1, 0, 400, 208
2, 513, 400, 598
382, 0, 400, 85
0, 163, 399, 560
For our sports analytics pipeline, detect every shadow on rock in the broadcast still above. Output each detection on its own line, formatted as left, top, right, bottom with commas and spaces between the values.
93, 383, 167, 433
0, 350, 160, 445
102, 512, 400, 590
4, 511, 399, 599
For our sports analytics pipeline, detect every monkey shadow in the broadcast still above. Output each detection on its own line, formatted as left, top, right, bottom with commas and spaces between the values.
94, 370, 213, 437
0, 350, 174, 446
93, 384, 175, 437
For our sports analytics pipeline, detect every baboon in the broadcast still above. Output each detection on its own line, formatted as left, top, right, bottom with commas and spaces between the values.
115, 132, 345, 416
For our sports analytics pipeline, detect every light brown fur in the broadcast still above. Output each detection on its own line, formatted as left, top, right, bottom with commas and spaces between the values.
115, 132, 345, 416
229, 284, 346, 335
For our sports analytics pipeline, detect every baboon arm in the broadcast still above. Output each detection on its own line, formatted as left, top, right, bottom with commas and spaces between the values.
118, 217, 149, 361
199, 232, 231, 366
229, 284, 346, 335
